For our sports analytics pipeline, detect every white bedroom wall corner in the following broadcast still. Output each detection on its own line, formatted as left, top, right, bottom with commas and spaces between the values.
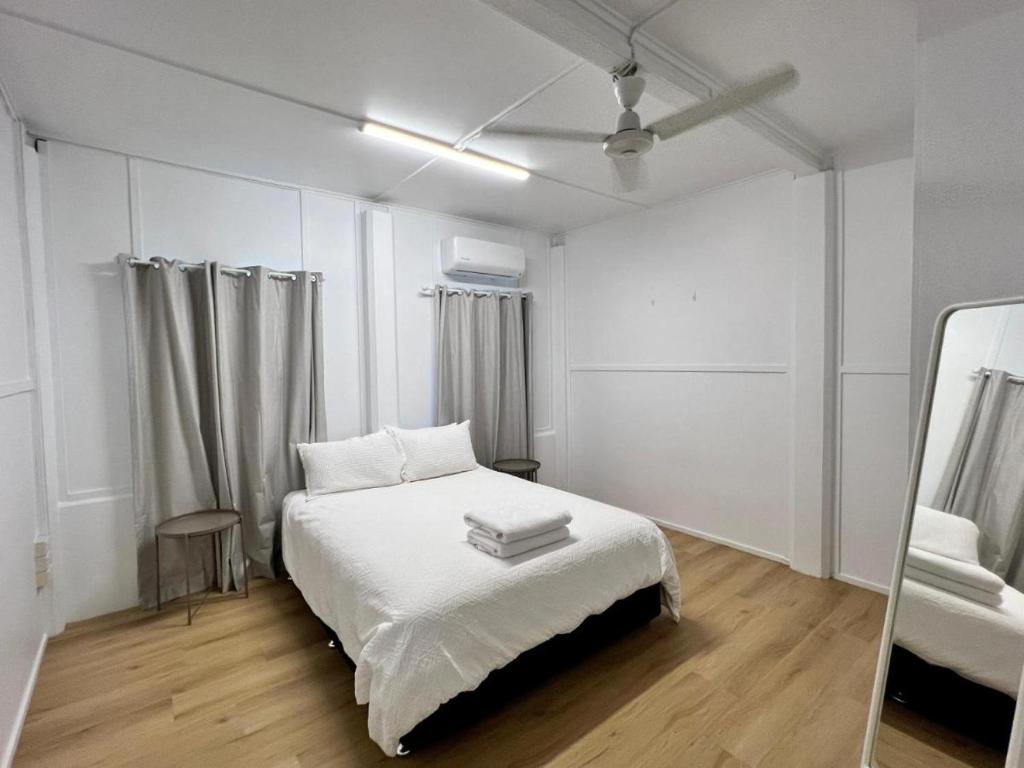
0, 105, 49, 767
834, 157, 915, 592
361, 207, 400, 431
21, 139, 64, 637
789, 170, 836, 577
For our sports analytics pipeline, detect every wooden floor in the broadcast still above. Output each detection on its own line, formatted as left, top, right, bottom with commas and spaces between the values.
876, 701, 1008, 767
16, 530, 890, 767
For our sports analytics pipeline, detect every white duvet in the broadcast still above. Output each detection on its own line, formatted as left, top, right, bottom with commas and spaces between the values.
894, 577, 1024, 697
281, 467, 681, 756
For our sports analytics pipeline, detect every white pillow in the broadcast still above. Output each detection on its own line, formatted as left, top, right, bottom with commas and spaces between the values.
386, 421, 477, 482
910, 505, 982, 564
296, 431, 404, 496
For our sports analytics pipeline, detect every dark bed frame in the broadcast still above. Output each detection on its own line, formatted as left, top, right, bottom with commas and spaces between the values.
316, 583, 664, 753
885, 644, 1016, 752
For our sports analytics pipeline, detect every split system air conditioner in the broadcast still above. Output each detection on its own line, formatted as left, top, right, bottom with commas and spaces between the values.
441, 236, 525, 280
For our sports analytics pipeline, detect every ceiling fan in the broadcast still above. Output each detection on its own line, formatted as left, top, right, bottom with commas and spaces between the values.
482, 63, 799, 194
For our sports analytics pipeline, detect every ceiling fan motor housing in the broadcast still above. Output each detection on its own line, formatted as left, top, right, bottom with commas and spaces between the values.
604, 109, 654, 157
604, 74, 654, 157
603, 128, 654, 157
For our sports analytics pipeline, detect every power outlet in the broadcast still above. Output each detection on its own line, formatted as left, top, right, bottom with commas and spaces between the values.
33, 536, 49, 590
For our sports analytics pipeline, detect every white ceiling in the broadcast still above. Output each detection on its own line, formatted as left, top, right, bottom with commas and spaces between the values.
0, 0, 940, 233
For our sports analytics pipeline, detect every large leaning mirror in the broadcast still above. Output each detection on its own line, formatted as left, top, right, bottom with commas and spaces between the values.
864, 298, 1024, 768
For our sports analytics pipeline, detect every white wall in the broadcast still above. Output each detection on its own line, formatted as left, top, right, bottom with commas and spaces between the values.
36, 140, 556, 623
834, 157, 915, 591
0, 113, 48, 766
910, 7, 1024, 420
562, 159, 915, 582
563, 172, 802, 562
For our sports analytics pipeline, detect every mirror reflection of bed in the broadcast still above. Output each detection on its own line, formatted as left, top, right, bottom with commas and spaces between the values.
874, 303, 1024, 768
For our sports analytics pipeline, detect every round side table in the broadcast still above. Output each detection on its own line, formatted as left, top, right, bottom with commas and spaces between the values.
155, 509, 249, 625
493, 458, 541, 482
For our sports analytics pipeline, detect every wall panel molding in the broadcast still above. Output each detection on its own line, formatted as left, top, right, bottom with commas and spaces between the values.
840, 366, 910, 376
59, 489, 132, 506
570, 363, 788, 374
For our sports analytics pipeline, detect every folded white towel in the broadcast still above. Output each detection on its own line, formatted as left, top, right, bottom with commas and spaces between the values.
910, 505, 982, 564
905, 566, 1003, 607
468, 526, 570, 558
464, 504, 572, 542
906, 546, 1005, 594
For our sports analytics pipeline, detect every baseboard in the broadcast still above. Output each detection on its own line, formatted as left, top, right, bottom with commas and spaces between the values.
834, 571, 889, 595
1, 632, 46, 768
646, 515, 791, 566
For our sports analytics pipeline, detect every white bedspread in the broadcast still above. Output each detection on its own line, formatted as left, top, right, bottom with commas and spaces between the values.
894, 577, 1024, 697
282, 467, 681, 756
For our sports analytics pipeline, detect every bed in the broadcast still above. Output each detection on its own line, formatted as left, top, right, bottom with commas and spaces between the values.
894, 576, 1024, 697
281, 466, 681, 756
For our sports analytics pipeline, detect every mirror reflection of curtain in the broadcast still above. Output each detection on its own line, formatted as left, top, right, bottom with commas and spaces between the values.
934, 369, 1024, 588
434, 289, 532, 468
121, 257, 326, 607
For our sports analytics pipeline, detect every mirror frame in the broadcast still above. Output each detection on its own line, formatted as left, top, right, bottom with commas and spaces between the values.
861, 296, 1024, 768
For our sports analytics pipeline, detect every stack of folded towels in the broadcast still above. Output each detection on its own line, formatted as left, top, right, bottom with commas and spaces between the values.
906, 505, 1005, 607
464, 503, 573, 559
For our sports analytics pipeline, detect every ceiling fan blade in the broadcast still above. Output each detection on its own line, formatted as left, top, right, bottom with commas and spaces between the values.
610, 155, 650, 194
646, 65, 798, 142
480, 126, 607, 143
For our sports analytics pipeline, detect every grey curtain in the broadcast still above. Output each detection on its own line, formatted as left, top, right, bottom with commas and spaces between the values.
934, 369, 1024, 589
435, 289, 532, 467
121, 257, 325, 607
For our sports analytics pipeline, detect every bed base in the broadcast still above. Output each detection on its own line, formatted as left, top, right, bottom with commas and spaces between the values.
317, 582, 664, 753
885, 644, 1015, 751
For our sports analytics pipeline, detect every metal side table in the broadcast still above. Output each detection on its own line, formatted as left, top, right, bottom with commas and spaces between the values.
155, 509, 249, 625
492, 458, 541, 482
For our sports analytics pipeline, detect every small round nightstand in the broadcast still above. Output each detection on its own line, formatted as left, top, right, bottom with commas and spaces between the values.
493, 458, 541, 482
155, 509, 249, 625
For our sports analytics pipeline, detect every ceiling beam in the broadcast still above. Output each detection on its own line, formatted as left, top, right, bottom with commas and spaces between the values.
481, 0, 831, 173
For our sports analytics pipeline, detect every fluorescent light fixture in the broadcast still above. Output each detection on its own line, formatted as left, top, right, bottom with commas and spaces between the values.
360, 121, 530, 181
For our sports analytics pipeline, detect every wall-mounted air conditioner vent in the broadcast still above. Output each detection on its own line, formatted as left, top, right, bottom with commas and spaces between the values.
441, 236, 525, 280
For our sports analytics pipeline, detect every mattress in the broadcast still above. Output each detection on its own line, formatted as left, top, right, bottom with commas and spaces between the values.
894, 576, 1024, 697
281, 466, 681, 756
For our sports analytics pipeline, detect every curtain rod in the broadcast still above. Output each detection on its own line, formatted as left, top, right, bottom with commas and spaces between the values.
419, 284, 531, 299
972, 366, 1024, 384
123, 256, 323, 282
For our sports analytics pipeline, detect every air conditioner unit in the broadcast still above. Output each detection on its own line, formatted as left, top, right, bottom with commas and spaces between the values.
441, 236, 525, 280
